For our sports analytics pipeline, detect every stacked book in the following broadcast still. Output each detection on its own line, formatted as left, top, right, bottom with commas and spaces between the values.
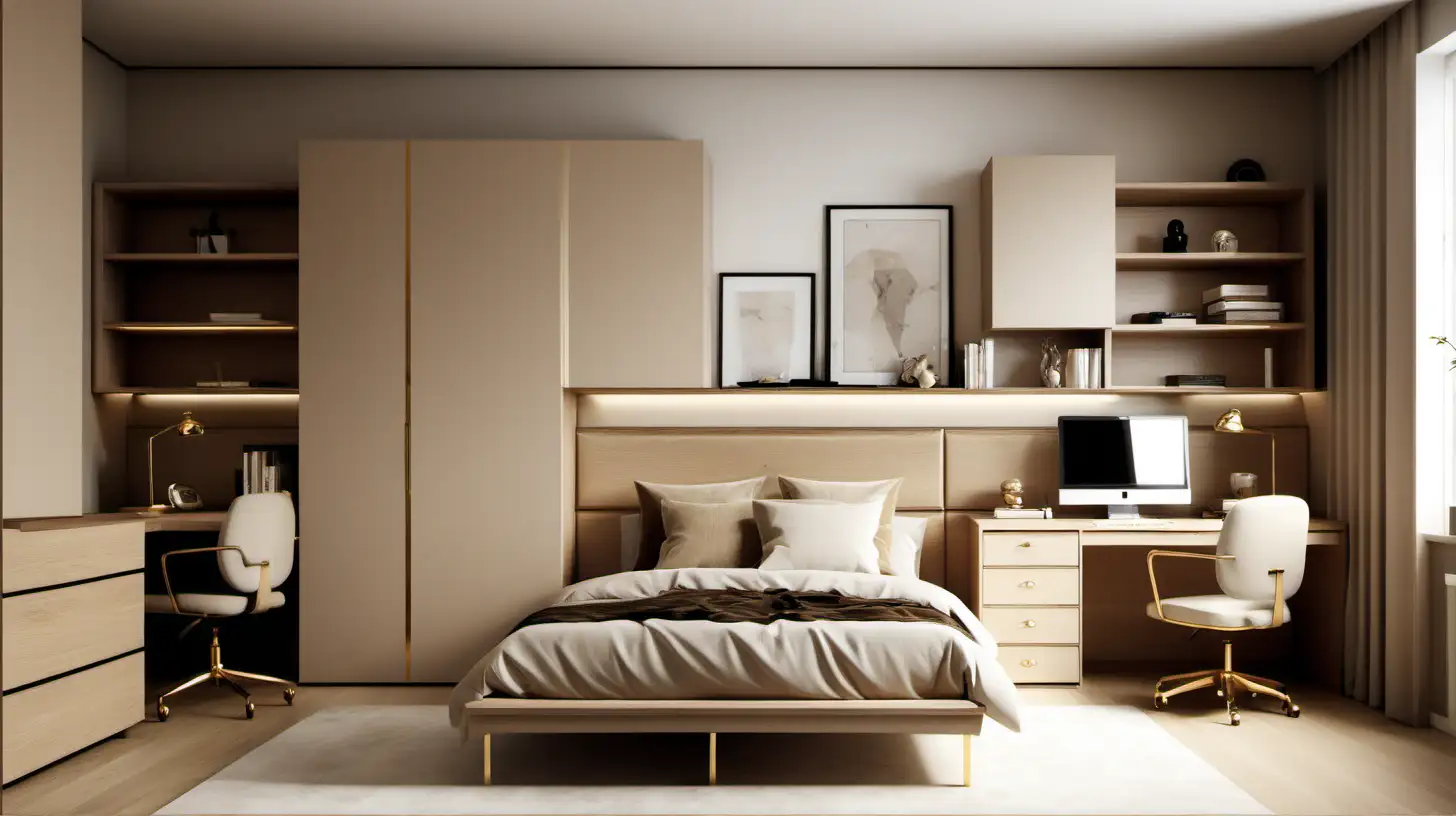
241, 449, 282, 494
1203, 285, 1283, 323
963, 339, 995, 389
1064, 348, 1103, 389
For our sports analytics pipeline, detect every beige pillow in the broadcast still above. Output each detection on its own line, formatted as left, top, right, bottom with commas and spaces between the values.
657, 499, 760, 569
754, 499, 883, 574
778, 476, 902, 573
634, 477, 767, 571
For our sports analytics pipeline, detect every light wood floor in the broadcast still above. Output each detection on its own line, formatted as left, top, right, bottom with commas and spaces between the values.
4, 674, 1454, 816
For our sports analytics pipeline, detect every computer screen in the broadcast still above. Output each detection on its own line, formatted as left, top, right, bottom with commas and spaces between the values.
1059, 416, 1189, 490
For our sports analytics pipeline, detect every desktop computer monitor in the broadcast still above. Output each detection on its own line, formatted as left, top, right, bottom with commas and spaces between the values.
1058, 415, 1191, 519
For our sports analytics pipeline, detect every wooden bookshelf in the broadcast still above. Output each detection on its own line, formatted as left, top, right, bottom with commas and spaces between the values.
93, 182, 299, 395
1110, 181, 1313, 389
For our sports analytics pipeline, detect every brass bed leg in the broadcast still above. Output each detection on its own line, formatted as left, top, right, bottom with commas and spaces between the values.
482, 733, 492, 786
963, 734, 972, 788
708, 732, 718, 786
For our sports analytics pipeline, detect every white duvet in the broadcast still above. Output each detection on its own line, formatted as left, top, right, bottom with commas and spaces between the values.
448, 568, 1021, 732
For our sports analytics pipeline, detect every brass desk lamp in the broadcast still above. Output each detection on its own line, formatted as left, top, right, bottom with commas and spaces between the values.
126, 411, 206, 512
1214, 408, 1275, 495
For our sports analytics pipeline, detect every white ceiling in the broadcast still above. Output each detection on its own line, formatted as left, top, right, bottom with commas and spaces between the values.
84, 0, 1405, 69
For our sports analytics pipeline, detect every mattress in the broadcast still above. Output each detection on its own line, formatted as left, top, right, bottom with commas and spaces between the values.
448, 568, 1021, 732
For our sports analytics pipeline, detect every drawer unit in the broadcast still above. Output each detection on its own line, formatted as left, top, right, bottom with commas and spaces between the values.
981, 567, 1080, 606
982, 532, 1079, 566
997, 646, 1080, 684
981, 606, 1081, 644
0, 522, 145, 782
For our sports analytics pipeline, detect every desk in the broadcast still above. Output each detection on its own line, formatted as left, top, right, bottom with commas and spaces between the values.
4, 511, 227, 534
956, 516, 1346, 686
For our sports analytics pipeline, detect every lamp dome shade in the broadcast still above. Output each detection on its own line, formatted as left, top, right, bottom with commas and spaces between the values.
1213, 408, 1245, 433
177, 411, 205, 436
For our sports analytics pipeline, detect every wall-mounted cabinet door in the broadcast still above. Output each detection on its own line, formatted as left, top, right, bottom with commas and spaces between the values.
408, 141, 573, 682
982, 155, 1115, 330
567, 141, 710, 388
299, 140, 408, 683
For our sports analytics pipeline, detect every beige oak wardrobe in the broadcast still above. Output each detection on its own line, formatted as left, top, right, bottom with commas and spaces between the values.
300, 139, 710, 683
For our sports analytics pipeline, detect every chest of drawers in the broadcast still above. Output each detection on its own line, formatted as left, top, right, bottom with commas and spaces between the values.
976, 530, 1083, 684
1, 522, 145, 783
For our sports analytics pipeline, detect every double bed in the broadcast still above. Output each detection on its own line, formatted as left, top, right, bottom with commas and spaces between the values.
446, 428, 1022, 787
448, 568, 1019, 786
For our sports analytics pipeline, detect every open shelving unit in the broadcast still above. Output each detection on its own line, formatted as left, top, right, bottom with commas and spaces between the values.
93, 182, 300, 395
1107, 181, 1313, 389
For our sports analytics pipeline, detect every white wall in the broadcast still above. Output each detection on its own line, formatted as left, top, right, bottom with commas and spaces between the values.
3, 0, 83, 518
125, 68, 1316, 348
82, 45, 128, 513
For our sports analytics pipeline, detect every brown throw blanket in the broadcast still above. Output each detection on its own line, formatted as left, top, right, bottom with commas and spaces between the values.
513, 587, 972, 638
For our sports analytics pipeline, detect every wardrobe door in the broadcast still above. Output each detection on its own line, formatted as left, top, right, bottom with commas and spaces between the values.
566, 140, 711, 387
299, 140, 408, 682
409, 141, 571, 682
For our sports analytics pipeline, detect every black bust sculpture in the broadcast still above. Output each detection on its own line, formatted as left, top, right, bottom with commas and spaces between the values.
1162, 219, 1189, 253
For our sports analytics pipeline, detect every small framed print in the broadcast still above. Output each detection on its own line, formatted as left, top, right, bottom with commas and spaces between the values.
718, 273, 816, 387
825, 206, 953, 386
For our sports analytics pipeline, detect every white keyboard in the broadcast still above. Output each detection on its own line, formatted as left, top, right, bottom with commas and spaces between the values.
1091, 518, 1176, 528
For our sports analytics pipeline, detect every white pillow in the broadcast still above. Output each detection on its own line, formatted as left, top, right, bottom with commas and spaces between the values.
887, 515, 929, 578
621, 512, 926, 575
754, 499, 883, 574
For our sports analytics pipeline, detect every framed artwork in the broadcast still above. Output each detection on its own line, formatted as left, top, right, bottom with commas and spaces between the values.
825, 206, 953, 386
718, 273, 816, 387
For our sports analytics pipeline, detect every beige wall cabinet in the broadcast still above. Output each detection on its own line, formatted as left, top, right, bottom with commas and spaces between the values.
981, 155, 1115, 330
299, 140, 409, 683
303, 139, 706, 681
409, 141, 573, 682
567, 140, 711, 388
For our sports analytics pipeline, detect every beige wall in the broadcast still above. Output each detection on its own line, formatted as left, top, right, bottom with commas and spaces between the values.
122, 68, 1316, 356
82, 45, 129, 513
3, 0, 84, 518
1421, 0, 1456, 50
1432, 540, 1456, 719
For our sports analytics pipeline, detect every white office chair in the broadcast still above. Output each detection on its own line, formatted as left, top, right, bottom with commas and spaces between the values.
1145, 494, 1309, 725
144, 492, 298, 721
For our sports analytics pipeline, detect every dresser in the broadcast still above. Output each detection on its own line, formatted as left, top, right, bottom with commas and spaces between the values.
963, 516, 1347, 686
1, 521, 145, 783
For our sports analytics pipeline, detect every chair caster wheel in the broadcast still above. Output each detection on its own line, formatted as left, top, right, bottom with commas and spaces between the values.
283, 688, 296, 705
1153, 695, 1167, 710
1216, 689, 1225, 698
1284, 703, 1300, 718
244, 700, 255, 720
1230, 711, 1241, 726
156, 700, 169, 722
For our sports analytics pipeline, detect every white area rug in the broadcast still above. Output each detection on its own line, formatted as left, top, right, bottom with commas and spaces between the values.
157, 705, 1269, 815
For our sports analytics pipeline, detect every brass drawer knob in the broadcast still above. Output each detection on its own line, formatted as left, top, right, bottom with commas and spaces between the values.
1020, 580, 1037, 589
1018, 542, 1032, 548
1020, 659, 1038, 668
1021, 619, 1037, 628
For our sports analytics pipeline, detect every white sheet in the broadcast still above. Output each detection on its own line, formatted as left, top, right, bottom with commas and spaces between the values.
448, 569, 1021, 732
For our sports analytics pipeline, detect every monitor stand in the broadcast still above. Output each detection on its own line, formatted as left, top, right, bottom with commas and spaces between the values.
1106, 505, 1141, 520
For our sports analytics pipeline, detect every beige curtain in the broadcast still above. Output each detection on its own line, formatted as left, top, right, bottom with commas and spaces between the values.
1325, 3, 1426, 724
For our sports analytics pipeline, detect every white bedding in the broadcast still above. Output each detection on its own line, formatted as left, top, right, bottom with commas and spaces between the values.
447, 568, 1021, 732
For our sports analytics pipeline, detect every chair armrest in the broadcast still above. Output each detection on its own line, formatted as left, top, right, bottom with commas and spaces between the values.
159, 546, 272, 615
1145, 550, 1235, 623
1269, 569, 1285, 627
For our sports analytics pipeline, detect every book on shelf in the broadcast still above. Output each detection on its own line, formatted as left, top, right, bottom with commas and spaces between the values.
1206, 300, 1284, 314
1165, 374, 1226, 387
1089, 348, 1103, 389
1152, 317, 1198, 326
197, 380, 250, 388
1131, 311, 1197, 324
982, 338, 996, 388
993, 507, 1053, 519
1206, 311, 1284, 323
1202, 284, 1269, 303
1065, 348, 1102, 388
963, 342, 982, 389
210, 312, 263, 322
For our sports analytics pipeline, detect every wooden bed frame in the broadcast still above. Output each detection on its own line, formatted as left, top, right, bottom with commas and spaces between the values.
463, 698, 986, 787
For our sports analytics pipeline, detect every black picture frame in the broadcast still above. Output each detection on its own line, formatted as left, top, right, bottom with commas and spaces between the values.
824, 205, 955, 386
717, 273, 817, 388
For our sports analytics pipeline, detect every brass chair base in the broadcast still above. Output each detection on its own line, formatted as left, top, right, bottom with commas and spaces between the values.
1153, 640, 1300, 726
155, 626, 297, 722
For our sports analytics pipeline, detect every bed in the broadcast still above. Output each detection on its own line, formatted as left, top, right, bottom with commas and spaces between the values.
448, 567, 1020, 786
